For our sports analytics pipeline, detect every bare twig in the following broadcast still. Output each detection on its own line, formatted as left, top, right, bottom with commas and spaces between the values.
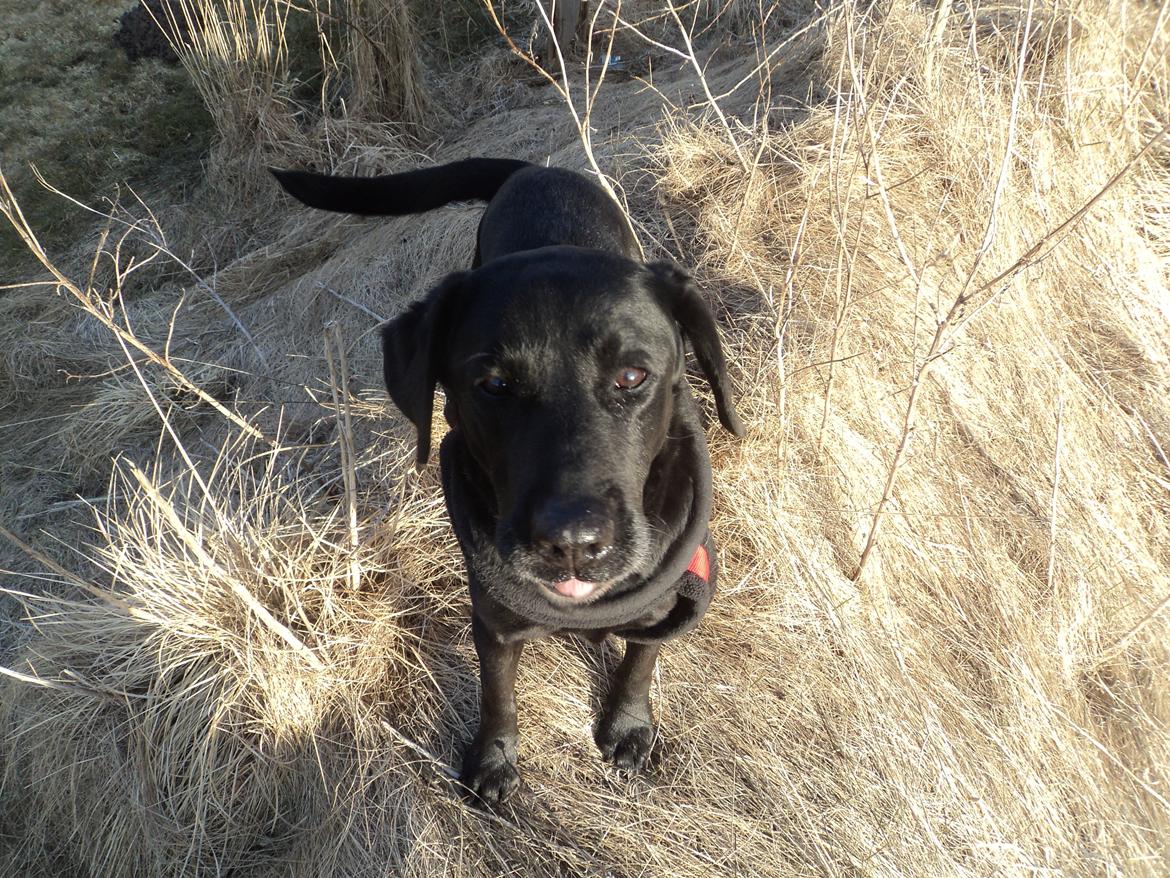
851, 19, 1170, 584
665, 1, 747, 167
482, 1, 644, 257
0, 522, 131, 610
29, 171, 270, 369
319, 282, 387, 322
0, 662, 98, 696
325, 324, 362, 592
1047, 392, 1064, 591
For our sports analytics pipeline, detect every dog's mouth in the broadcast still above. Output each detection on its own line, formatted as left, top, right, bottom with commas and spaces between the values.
520, 567, 626, 604
501, 544, 635, 605
549, 576, 601, 600
497, 504, 650, 606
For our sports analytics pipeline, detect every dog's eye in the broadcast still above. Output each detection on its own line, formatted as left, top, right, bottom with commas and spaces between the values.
615, 367, 648, 390
477, 375, 510, 397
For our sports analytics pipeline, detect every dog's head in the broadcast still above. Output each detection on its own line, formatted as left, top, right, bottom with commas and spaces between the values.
384, 246, 743, 604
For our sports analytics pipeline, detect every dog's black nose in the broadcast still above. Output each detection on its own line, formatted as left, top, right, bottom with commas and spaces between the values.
531, 501, 615, 573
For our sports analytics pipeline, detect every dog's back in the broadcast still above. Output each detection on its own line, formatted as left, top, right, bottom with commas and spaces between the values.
476, 166, 638, 261
271, 159, 638, 265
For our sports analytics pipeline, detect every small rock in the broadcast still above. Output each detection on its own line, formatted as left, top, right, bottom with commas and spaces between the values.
113, 0, 199, 64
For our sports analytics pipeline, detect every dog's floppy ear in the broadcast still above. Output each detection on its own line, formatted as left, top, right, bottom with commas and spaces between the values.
381, 271, 468, 468
647, 261, 745, 438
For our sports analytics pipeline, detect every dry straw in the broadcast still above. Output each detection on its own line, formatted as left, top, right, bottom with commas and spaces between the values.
145, 0, 427, 201
2, 0, 1169, 875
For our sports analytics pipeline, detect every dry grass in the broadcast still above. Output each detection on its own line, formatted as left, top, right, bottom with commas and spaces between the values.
2, 0, 1169, 875
148, 0, 428, 208
0, 0, 212, 273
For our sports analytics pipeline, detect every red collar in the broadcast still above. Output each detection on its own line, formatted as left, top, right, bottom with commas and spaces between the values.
686, 543, 710, 582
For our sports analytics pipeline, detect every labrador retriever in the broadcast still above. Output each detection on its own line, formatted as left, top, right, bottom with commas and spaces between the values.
272, 158, 743, 804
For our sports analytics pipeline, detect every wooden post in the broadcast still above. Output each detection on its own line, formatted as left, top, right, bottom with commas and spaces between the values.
541, 0, 583, 64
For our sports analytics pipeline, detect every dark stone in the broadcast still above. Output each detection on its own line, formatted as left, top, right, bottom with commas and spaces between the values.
114, 1, 199, 64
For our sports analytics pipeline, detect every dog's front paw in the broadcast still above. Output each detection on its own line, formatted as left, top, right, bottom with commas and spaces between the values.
461, 738, 521, 806
595, 715, 656, 772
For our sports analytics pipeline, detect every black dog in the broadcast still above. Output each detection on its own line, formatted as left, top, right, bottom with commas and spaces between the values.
272, 158, 743, 804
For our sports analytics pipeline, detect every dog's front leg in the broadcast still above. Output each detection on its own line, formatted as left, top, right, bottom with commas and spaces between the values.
595, 640, 662, 771
461, 614, 525, 804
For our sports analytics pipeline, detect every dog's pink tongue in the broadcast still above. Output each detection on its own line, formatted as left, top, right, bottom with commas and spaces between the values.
553, 577, 596, 598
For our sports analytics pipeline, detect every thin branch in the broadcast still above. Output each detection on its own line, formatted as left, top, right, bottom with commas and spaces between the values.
482, 1, 644, 257
324, 324, 361, 592
665, 1, 746, 167
1047, 392, 1064, 591
851, 18, 1170, 584
30, 170, 270, 369
319, 282, 387, 322
0, 522, 132, 611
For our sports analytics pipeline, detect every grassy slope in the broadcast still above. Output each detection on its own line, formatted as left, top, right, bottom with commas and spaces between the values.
1, 1, 1168, 876
0, 0, 210, 272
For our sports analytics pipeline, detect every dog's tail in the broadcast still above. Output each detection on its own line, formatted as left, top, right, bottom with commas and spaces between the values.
269, 158, 531, 216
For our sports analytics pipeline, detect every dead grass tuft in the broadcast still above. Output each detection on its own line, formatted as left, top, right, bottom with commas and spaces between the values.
152, 0, 428, 203
1, 424, 459, 874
